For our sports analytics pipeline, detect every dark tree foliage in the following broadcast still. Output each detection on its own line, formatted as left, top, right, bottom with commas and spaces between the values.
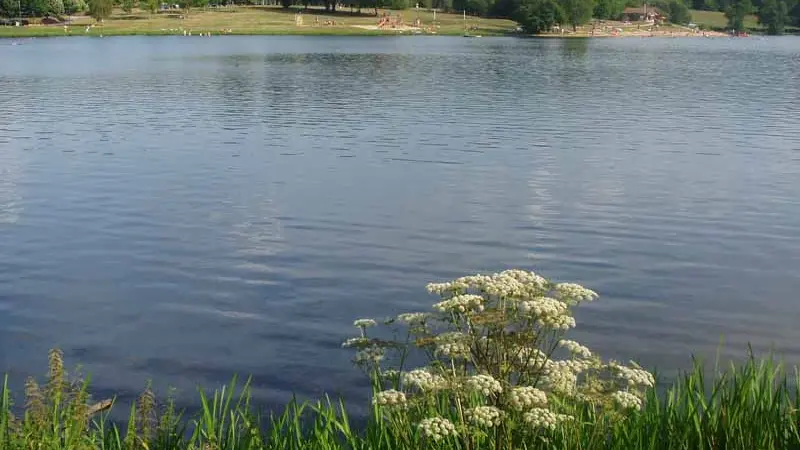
593, 0, 624, 19
758, 0, 788, 33
453, 0, 488, 15
121, 0, 133, 12
665, 0, 691, 22
691, 0, 716, 10
88, 0, 112, 20
559, 0, 593, 30
0, 0, 19, 16
725, 0, 752, 30
515, 0, 564, 31
492, 0, 520, 17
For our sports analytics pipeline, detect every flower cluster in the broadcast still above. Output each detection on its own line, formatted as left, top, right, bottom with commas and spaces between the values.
373, 389, 407, 407
466, 374, 503, 396
426, 269, 548, 300
396, 312, 429, 325
341, 337, 369, 348
353, 318, 377, 329
554, 283, 598, 304
559, 339, 592, 358
465, 406, 504, 428
541, 362, 578, 395
434, 332, 471, 359
611, 390, 642, 410
433, 294, 484, 314
354, 345, 384, 365
509, 386, 548, 411
523, 408, 574, 431
418, 417, 457, 441
611, 363, 655, 388
519, 297, 576, 330
403, 368, 448, 392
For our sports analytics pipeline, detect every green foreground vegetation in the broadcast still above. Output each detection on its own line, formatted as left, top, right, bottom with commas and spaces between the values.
2, 270, 799, 450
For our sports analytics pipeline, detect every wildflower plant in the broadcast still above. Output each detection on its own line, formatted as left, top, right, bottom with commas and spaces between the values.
343, 269, 656, 448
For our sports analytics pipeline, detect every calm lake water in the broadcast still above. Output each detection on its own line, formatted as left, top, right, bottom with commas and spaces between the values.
1, 35, 799, 411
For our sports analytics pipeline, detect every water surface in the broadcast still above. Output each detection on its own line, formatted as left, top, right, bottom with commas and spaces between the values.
1, 35, 799, 410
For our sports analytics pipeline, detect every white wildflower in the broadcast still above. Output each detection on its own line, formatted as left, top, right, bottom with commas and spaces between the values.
341, 337, 370, 348
397, 312, 429, 325
558, 339, 592, 358
403, 368, 448, 391
418, 417, 457, 441
519, 297, 576, 330
465, 406, 505, 428
611, 363, 655, 388
354, 345, 384, 365
353, 318, 377, 328
541, 363, 578, 395
523, 408, 573, 431
434, 332, 471, 359
554, 283, 598, 304
509, 386, 548, 411
612, 390, 643, 410
433, 294, 484, 313
373, 389, 407, 407
466, 374, 503, 396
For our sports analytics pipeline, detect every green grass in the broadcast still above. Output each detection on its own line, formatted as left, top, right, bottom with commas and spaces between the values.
690, 9, 760, 30
0, 6, 517, 37
1, 350, 798, 449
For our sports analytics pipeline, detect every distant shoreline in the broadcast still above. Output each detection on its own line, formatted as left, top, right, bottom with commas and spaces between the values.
0, 6, 737, 39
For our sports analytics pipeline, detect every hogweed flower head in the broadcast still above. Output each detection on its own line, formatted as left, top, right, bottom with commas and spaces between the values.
418, 417, 457, 441
509, 386, 548, 411
373, 389, 407, 408
611, 362, 655, 388
403, 368, 448, 392
519, 297, 575, 330
353, 318, 377, 329
396, 312, 429, 325
354, 345, 384, 365
612, 390, 642, 410
542, 363, 578, 395
434, 332, 471, 359
466, 374, 503, 396
554, 283, 598, 304
466, 406, 505, 428
558, 339, 592, 358
433, 294, 484, 314
523, 408, 573, 431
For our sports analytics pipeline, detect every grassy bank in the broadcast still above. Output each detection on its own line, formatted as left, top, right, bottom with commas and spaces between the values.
1, 351, 798, 450
0, 6, 517, 37
2, 270, 799, 450
690, 8, 759, 31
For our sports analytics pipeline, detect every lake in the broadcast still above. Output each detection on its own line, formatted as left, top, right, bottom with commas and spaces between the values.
1, 35, 799, 412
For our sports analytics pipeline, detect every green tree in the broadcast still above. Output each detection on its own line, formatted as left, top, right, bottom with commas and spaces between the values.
88, 0, 111, 20
0, 0, 20, 16
725, 0, 752, 29
46, 0, 64, 13
121, 0, 133, 12
389, 0, 407, 8
758, 0, 787, 33
492, 0, 519, 17
665, 0, 690, 22
515, 0, 564, 31
139, 0, 157, 14
593, 0, 624, 19
559, 0, 593, 29
63, 0, 87, 13
792, 1, 800, 24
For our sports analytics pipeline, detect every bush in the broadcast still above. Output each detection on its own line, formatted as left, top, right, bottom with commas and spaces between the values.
666, 0, 691, 23
344, 270, 654, 448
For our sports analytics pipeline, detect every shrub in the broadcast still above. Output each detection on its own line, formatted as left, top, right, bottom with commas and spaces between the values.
343, 269, 655, 448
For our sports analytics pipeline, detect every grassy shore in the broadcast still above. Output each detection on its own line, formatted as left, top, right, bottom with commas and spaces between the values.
1, 351, 798, 450
690, 8, 760, 30
0, 6, 517, 37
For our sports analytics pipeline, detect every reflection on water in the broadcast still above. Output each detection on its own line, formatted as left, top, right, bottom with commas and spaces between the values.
0, 36, 799, 413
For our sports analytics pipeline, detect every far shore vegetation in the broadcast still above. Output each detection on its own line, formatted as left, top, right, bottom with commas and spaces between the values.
1, 270, 799, 450
1, 0, 798, 38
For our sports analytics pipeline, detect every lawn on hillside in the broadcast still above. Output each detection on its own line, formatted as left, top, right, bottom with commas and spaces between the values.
690, 8, 760, 30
